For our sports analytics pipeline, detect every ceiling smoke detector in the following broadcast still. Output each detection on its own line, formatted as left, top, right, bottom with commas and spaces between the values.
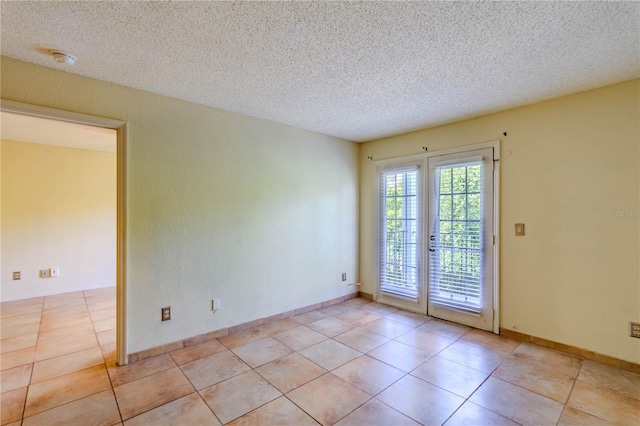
50, 51, 76, 65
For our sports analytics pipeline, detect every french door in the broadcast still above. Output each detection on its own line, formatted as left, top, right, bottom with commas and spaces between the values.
377, 145, 498, 329
426, 148, 495, 331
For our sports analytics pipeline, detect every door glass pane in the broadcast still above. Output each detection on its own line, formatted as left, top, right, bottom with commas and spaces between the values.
429, 163, 483, 311
380, 168, 419, 299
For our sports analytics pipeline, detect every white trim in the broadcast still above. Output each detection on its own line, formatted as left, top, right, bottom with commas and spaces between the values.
1, 99, 129, 364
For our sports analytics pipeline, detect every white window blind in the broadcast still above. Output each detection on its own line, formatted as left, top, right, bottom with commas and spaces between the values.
380, 166, 419, 300
429, 161, 484, 312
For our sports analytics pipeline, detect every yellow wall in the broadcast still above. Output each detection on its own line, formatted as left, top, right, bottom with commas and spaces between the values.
0, 57, 359, 354
359, 79, 640, 363
1, 140, 116, 300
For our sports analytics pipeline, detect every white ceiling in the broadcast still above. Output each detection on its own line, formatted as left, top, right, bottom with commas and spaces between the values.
1, 1, 638, 142
1, 112, 116, 152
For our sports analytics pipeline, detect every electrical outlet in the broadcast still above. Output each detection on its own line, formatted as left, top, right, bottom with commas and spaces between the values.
51, 267, 60, 277
342, 273, 347, 282
161, 307, 171, 321
13, 271, 21, 280
41, 269, 51, 278
212, 298, 221, 311
629, 321, 640, 338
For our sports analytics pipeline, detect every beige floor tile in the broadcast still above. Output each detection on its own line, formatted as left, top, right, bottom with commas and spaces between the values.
578, 359, 640, 400
418, 318, 471, 339
272, 326, 327, 351
1, 386, 27, 424
170, 339, 227, 366
335, 398, 420, 426
36, 322, 95, 346
558, 406, 611, 425
359, 303, 400, 317
1, 346, 35, 371
218, 328, 268, 349
34, 333, 99, 362
1, 333, 37, 354
31, 346, 104, 384
367, 340, 432, 373
1, 303, 42, 319
102, 343, 117, 364
0, 311, 42, 328
200, 370, 281, 424
39, 312, 92, 332
41, 304, 89, 320
88, 301, 117, 313
319, 304, 353, 316
469, 377, 564, 425
180, 350, 250, 390
0, 322, 41, 340
90, 308, 116, 323
411, 356, 489, 398
378, 375, 464, 425
232, 337, 293, 368
395, 329, 456, 356
227, 396, 317, 426
307, 317, 354, 337
108, 353, 176, 387
334, 327, 390, 353
22, 389, 121, 426
438, 341, 508, 374
1, 297, 43, 309
384, 310, 429, 327
114, 367, 194, 420
459, 330, 519, 355
43, 297, 86, 312
298, 339, 362, 371
97, 329, 117, 346
83, 287, 116, 297
93, 318, 117, 333
125, 392, 219, 426
287, 373, 371, 426
290, 310, 330, 325
1, 364, 32, 393
341, 298, 372, 309
335, 309, 381, 326
255, 353, 326, 393
24, 365, 112, 417
567, 379, 640, 425
492, 344, 581, 403
257, 319, 299, 336
364, 317, 415, 339
444, 401, 518, 425
333, 355, 405, 395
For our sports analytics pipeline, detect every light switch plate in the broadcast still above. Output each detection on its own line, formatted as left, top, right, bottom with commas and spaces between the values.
515, 223, 525, 236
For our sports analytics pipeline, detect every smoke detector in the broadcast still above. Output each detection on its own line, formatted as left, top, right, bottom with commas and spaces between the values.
50, 51, 76, 65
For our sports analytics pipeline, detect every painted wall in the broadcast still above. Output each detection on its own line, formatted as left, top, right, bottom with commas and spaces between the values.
1, 140, 117, 301
0, 57, 359, 354
359, 79, 640, 363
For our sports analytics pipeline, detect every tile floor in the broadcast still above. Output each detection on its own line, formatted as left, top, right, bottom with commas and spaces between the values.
1, 289, 639, 425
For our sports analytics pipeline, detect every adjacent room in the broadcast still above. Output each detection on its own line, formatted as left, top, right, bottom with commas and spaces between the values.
1, 1, 638, 425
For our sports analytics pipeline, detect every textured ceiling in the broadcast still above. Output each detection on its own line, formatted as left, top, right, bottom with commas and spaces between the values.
1, 1, 638, 142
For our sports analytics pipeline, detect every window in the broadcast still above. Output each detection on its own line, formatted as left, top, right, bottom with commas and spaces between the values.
379, 166, 420, 300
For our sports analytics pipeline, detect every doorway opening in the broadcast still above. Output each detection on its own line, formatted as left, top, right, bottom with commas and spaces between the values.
0, 100, 127, 365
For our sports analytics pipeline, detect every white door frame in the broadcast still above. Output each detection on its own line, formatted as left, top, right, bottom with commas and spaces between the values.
1, 99, 129, 363
374, 140, 500, 333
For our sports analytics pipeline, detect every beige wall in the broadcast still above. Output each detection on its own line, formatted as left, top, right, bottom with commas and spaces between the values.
359, 79, 640, 363
0, 57, 359, 354
1, 140, 117, 300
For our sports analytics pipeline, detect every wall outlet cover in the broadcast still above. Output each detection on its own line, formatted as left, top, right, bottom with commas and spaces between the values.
161, 307, 171, 321
41, 269, 51, 278
13, 271, 21, 280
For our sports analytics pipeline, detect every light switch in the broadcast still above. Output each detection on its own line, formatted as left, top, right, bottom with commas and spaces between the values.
515, 223, 525, 236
